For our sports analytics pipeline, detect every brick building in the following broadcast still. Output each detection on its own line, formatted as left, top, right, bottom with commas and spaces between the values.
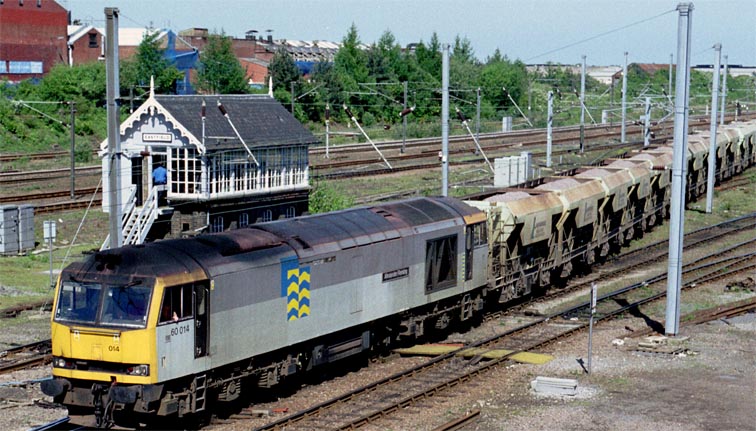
0, 0, 68, 82
67, 24, 103, 65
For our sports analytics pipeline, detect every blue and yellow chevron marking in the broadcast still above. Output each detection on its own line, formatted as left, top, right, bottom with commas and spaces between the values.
281, 257, 311, 321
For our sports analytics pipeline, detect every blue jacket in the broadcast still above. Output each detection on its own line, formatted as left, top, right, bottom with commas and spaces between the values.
152, 166, 167, 185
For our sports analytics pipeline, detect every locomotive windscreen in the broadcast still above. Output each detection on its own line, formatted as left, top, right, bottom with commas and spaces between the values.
54, 279, 153, 329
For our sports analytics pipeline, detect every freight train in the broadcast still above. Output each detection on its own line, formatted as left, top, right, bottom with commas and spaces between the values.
42, 120, 756, 427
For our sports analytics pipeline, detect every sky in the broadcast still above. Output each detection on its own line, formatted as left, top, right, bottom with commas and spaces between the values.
62, 0, 755, 67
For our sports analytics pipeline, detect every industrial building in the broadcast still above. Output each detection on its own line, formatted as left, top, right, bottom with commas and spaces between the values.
0, 0, 69, 81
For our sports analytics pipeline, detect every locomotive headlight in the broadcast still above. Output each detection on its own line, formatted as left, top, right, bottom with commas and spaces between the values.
52, 357, 74, 369
126, 364, 150, 376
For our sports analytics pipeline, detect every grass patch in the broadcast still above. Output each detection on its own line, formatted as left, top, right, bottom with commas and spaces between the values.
606, 376, 630, 387
0, 208, 106, 310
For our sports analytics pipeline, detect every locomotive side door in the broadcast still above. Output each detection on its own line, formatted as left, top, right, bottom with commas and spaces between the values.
465, 226, 474, 281
194, 284, 209, 358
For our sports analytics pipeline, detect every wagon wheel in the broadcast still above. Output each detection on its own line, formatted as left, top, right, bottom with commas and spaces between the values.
699, 176, 706, 196
599, 220, 611, 258
559, 228, 574, 278
638, 201, 648, 234
645, 194, 658, 228
538, 260, 551, 287
623, 203, 636, 245
584, 247, 596, 266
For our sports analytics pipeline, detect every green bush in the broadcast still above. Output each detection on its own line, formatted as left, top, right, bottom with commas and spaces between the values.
309, 182, 354, 213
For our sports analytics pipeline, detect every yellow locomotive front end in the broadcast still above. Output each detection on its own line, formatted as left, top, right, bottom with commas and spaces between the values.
43, 274, 160, 426
42, 244, 210, 428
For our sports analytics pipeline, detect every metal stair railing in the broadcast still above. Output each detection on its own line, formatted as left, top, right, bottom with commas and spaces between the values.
123, 185, 160, 246
100, 187, 137, 250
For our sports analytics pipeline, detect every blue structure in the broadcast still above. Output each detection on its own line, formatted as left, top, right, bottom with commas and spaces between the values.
164, 31, 199, 95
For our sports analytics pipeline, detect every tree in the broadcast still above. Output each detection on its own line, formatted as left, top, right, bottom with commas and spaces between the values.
480, 57, 528, 114
414, 33, 441, 82
333, 24, 371, 115
195, 32, 249, 94
31, 62, 107, 104
452, 35, 476, 65
367, 30, 405, 83
450, 35, 480, 91
310, 61, 343, 121
267, 47, 300, 92
121, 32, 183, 94
486, 48, 504, 64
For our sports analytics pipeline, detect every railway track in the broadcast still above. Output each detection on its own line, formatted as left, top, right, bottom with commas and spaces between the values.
252, 243, 754, 430
627, 295, 756, 339
715, 175, 754, 191
3, 113, 749, 204
0, 339, 52, 375
33, 198, 102, 215
0, 299, 51, 318
312, 139, 647, 181
0, 187, 100, 205
0, 166, 100, 186
430, 409, 481, 431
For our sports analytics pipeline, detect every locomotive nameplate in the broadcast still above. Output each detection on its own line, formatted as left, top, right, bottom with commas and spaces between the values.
382, 267, 409, 282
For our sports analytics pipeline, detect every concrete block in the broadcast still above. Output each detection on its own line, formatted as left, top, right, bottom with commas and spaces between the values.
530, 376, 578, 396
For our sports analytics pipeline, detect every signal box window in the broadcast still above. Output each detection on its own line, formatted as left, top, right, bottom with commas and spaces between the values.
262, 209, 273, 222
160, 284, 193, 324
239, 213, 249, 228
211, 215, 224, 233
425, 235, 458, 293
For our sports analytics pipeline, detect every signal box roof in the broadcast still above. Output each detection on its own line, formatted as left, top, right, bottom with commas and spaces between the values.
154, 94, 317, 149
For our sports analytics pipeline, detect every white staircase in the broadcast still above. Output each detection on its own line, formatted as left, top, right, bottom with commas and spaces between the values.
101, 186, 163, 250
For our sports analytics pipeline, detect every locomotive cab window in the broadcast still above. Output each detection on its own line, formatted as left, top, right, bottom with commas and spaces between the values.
425, 235, 458, 293
471, 222, 487, 246
101, 282, 151, 327
159, 284, 193, 324
55, 282, 102, 324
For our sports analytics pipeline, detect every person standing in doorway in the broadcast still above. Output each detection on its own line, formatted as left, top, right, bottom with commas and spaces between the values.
152, 163, 168, 206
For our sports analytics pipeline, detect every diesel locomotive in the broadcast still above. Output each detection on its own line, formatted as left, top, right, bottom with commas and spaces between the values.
42, 120, 756, 427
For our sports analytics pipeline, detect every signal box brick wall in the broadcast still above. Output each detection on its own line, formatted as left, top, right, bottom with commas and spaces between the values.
0, 0, 68, 81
